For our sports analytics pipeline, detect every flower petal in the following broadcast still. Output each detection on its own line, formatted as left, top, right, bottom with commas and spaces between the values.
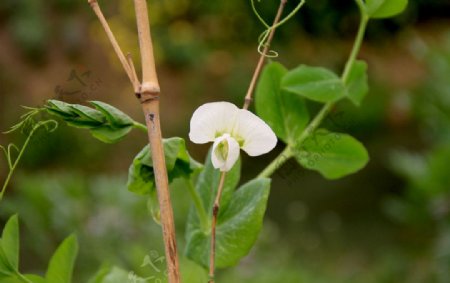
233, 109, 277, 156
189, 102, 239, 144
211, 134, 240, 172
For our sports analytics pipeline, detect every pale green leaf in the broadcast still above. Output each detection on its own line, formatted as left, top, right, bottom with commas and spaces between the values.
282, 65, 346, 103
366, 0, 408, 19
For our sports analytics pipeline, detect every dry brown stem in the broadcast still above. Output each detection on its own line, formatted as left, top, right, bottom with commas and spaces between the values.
88, 0, 181, 282
208, 171, 227, 283
243, 0, 288, 110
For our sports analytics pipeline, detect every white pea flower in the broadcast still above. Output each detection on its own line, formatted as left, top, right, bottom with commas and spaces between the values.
189, 102, 277, 172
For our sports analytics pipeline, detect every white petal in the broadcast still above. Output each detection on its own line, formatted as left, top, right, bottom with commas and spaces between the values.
211, 134, 240, 172
233, 109, 277, 156
189, 102, 239, 144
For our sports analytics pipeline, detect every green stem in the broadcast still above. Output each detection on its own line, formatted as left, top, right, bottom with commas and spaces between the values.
258, 146, 294, 179
186, 180, 209, 232
0, 128, 35, 201
133, 121, 148, 132
257, 6, 369, 178
354, 0, 366, 12
341, 13, 369, 84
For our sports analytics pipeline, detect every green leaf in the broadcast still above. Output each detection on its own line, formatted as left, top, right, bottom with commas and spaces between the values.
1, 215, 19, 271
180, 258, 208, 282
346, 60, 369, 106
46, 234, 79, 283
282, 65, 346, 103
128, 137, 202, 223
90, 125, 133, 144
68, 105, 105, 123
255, 62, 310, 144
0, 275, 47, 283
127, 137, 202, 196
88, 265, 142, 283
188, 149, 241, 223
0, 244, 14, 277
89, 101, 134, 128
293, 129, 369, 179
46, 100, 136, 143
185, 177, 270, 268
24, 275, 47, 283
46, 100, 73, 115
365, 0, 408, 19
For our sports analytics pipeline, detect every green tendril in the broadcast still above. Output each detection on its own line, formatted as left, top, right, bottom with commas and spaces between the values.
252, 0, 307, 57
1, 107, 58, 201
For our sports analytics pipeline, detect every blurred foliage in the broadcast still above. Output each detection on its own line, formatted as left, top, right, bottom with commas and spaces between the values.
1, 0, 450, 65
384, 34, 450, 283
1, 0, 450, 282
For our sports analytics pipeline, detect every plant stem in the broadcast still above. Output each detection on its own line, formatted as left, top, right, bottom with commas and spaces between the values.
186, 180, 209, 232
208, 171, 226, 283
257, 146, 293, 178
257, 7, 369, 178
133, 121, 148, 132
341, 14, 369, 84
0, 141, 30, 201
243, 0, 288, 110
88, 0, 136, 88
1, 124, 39, 201
133, 0, 180, 282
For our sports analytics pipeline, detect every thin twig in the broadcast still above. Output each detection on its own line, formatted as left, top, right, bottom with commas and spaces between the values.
127, 52, 141, 94
88, 0, 135, 87
243, 0, 288, 110
209, 171, 227, 283
133, 0, 180, 282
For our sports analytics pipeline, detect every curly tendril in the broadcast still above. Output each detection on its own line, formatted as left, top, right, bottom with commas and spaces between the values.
251, 0, 307, 57
1, 107, 58, 201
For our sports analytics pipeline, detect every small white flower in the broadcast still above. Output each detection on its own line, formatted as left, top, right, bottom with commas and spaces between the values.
189, 102, 277, 171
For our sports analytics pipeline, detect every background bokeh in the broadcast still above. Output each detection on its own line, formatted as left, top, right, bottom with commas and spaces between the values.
1, 0, 449, 282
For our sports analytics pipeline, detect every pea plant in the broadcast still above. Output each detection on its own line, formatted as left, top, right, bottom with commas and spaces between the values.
0, 0, 408, 282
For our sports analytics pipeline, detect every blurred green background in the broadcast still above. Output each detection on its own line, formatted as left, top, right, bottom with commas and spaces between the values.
1, 0, 450, 282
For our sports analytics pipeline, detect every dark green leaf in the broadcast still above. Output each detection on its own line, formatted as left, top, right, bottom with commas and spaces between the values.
185, 177, 270, 268
127, 137, 202, 196
366, 0, 408, 19
255, 62, 310, 144
293, 129, 369, 179
346, 60, 369, 106
282, 65, 346, 103
46, 234, 79, 283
